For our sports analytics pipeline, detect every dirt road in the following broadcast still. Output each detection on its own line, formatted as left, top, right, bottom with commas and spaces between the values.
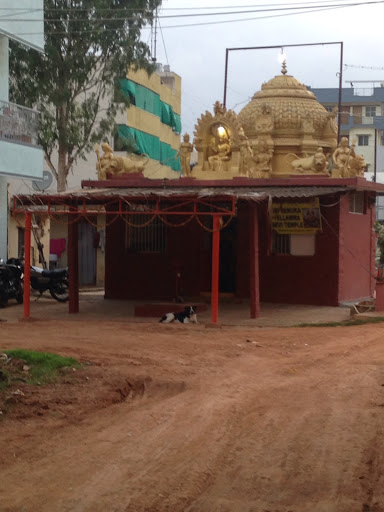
1, 319, 384, 512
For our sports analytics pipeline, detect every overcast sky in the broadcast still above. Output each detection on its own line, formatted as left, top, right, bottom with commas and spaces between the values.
142, 0, 384, 139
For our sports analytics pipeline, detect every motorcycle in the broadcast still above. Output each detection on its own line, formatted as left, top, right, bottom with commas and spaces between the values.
7, 258, 69, 303
30, 265, 69, 302
0, 259, 24, 308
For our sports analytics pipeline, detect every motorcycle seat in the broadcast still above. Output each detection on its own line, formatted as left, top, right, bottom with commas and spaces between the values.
41, 268, 68, 278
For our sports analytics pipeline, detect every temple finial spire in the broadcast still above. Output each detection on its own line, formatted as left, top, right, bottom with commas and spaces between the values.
281, 60, 287, 75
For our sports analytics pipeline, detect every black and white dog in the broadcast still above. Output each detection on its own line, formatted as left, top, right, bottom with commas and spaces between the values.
159, 306, 198, 324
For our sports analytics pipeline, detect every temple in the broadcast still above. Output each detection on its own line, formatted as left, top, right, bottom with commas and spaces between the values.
14, 62, 384, 322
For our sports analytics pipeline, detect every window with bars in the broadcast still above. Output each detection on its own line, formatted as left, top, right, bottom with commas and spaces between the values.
272, 233, 291, 255
125, 214, 166, 253
358, 135, 369, 146
365, 106, 376, 117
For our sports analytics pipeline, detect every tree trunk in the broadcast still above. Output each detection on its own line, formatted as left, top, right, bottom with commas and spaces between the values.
57, 146, 67, 192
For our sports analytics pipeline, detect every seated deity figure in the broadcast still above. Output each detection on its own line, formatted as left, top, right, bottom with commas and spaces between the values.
176, 133, 194, 176
208, 134, 231, 172
332, 137, 355, 177
250, 138, 273, 178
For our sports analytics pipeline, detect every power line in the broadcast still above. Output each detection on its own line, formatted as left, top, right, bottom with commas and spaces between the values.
0, 0, 364, 11
3, 0, 384, 23
158, 18, 169, 67
13, 3, 370, 36
345, 64, 384, 71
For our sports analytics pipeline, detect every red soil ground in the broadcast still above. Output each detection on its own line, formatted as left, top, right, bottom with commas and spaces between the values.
1, 318, 384, 512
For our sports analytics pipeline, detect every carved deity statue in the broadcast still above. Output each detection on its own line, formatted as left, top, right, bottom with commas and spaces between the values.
254, 103, 274, 133
332, 137, 367, 178
176, 133, 194, 176
95, 143, 149, 180
238, 127, 253, 176
313, 147, 330, 174
213, 101, 226, 116
332, 137, 353, 176
208, 135, 231, 172
250, 138, 273, 178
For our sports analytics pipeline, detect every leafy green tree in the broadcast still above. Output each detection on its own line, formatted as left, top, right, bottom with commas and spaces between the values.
10, 0, 160, 191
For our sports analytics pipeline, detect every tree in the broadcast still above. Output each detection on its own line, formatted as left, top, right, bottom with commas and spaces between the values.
9, 0, 161, 192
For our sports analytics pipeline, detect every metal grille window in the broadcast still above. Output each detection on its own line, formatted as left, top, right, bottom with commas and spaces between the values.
125, 215, 166, 253
271, 233, 291, 255
365, 106, 376, 117
358, 135, 369, 146
349, 192, 365, 214
17, 227, 25, 260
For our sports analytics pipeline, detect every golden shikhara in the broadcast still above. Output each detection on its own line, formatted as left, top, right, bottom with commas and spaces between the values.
96, 63, 366, 181
190, 63, 348, 179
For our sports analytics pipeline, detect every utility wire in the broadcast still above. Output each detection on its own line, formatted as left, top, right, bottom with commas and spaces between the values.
158, 18, 169, 67
3, 0, 384, 23
0, 0, 365, 11
14, 3, 366, 35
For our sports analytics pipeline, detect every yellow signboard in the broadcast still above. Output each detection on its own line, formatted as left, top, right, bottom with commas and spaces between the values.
271, 198, 322, 234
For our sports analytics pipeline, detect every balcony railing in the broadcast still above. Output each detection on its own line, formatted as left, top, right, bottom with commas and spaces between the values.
0, 100, 40, 148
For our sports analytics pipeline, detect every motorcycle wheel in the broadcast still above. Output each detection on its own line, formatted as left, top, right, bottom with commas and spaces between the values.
0, 278, 8, 308
49, 279, 69, 302
16, 286, 23, 304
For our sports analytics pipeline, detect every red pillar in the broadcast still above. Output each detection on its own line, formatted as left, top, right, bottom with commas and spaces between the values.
23, 212, 32, 318
68, 216, 79, 313
249, 204, 260, 318
211, 216, 221, 324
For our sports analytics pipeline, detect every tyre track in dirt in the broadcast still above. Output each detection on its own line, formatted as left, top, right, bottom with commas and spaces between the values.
1, 322, 384, 511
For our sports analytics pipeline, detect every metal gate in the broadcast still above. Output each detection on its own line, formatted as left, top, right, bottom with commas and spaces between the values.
78, 221, 96, 285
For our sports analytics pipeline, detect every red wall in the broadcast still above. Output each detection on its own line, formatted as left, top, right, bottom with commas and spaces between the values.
337, 194, 376, 302
105, 211, 207, 300
236, 198, 340, 306
105, 194, 376, 306
236, 195, 376, 306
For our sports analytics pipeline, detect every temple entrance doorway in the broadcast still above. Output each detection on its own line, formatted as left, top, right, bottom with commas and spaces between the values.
219, 218, 237, 294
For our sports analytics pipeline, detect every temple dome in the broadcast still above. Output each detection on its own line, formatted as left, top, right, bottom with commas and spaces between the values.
237, 66, 334, 137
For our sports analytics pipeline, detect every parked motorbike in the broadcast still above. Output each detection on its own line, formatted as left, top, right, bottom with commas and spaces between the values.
30, 265, 69, 302
6, 258, 69, 303
0, 259, 24, 308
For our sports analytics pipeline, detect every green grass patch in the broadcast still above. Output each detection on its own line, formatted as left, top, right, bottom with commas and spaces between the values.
296, 316, 384, 328
3, 349, 81, 385
0, 369, 10, 391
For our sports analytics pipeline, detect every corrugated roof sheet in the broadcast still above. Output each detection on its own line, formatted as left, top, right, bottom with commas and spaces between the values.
13, 186, 347, 207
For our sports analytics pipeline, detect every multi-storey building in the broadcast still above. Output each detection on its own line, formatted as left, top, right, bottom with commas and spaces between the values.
7, 63, 182, 286
310, 85, 384, 218
115, 64, 182, 177
0, 1, 44, 260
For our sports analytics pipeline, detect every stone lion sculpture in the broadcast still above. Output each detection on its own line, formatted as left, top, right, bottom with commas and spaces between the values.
288, 147, 329, 175
349, 154, 366, 177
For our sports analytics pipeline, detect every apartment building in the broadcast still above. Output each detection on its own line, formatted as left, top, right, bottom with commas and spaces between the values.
8, 64, 183, 286
0, 1, 44, 261
115, 64, 182, 177
310, 85, 384, 218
